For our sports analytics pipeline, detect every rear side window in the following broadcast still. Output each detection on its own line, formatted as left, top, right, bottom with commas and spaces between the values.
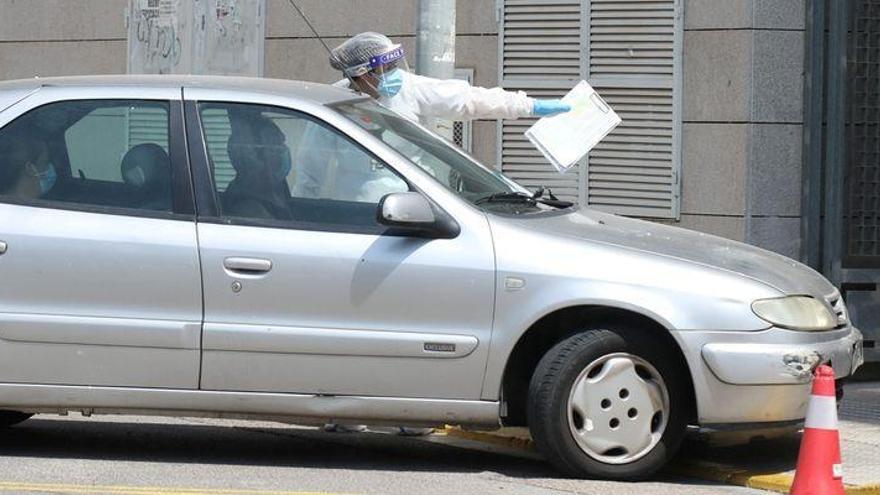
0, 100, 173, 212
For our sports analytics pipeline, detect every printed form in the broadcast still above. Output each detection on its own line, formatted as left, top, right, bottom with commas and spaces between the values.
525, 80, 622, 173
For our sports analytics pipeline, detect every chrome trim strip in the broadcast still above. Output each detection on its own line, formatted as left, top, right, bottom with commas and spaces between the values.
203, 323, 479, 359
0, 312, 201, 350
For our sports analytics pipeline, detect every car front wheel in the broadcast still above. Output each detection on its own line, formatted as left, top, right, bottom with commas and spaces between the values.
527, 327, 688, 480
0, 411, 33, 428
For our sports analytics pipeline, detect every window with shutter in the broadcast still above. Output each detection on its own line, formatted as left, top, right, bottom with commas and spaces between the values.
199, 108, 236, 191
498, 0, 682, 218
128, 106, 170, 150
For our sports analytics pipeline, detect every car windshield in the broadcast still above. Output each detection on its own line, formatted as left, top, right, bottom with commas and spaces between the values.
333, 100, 572, 214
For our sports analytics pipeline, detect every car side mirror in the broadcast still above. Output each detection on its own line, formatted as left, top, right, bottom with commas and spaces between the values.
377, 192, 459, 239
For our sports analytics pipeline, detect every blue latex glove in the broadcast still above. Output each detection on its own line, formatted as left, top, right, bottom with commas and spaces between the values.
532, 99, 572, 117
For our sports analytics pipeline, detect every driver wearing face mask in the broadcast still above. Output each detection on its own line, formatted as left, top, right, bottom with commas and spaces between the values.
223, 116, 294, 221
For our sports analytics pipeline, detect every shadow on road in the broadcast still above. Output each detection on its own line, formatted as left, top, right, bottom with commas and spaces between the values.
0, 417, 557, 478
0, 416, 797, 492
677, 432, 801, 476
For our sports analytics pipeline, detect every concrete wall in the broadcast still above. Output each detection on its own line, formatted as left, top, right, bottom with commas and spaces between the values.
0, 0, 807, 258
0, 0, 128, 78
679, 0, 805, 258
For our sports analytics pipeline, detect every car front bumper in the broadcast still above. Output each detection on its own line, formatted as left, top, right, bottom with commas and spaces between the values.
673, 325, 863, 424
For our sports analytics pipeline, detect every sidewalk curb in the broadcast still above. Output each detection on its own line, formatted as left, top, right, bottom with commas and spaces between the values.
439, 427, 880, 494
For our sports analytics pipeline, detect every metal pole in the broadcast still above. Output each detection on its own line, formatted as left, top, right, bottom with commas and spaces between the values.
416, 0, 456, 138
823, 0, 849, 284
801, 0, 826, 269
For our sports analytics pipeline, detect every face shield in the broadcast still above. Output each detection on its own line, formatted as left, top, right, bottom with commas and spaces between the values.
348, 46, 409, 99
331, 32, 410, 99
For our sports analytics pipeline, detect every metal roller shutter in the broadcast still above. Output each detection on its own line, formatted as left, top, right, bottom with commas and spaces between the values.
499, 0, 584, 202
200, 108, 236, 192
498, 0, 682, 218
127, 106, 170, 150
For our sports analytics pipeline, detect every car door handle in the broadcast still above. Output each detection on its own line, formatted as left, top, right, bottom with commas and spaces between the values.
223, 257, 272, 274
0, 241, 6, 255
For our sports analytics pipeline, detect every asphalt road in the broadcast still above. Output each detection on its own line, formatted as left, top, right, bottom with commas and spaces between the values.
0, 415, 765, 495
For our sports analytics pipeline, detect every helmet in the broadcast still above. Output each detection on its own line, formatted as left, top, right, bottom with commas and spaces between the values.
329, 32, 406, 78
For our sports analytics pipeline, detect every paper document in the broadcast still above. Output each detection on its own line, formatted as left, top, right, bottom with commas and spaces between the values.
525, 80, 622, 173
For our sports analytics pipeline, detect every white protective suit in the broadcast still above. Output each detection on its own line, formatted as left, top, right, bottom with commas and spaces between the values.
292, 71, 535, 201
376, 70, 534, 122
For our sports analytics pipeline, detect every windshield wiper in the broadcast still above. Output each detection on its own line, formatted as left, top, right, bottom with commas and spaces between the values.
532, 187, 574, 208
474, 192, 537, 205
475, 189, 574, 209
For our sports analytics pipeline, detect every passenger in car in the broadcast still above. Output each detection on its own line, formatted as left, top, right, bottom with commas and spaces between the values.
0, 133, 57, 200
120, 143, 173, 211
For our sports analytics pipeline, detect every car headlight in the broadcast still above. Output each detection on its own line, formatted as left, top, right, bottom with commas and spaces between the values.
751, 296, 837, 331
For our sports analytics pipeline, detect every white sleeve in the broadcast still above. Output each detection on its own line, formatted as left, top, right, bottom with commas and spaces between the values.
292, 122, 332, 198
411, 75, 534, 121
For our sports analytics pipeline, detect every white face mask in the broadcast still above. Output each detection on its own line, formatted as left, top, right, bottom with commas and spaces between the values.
376, 69, 404, 98
124, 166, 147, 188
26, 161, 57, 194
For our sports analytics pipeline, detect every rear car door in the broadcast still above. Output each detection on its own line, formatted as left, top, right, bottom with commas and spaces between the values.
0, 86, 202, 388
185, 91, 496, 400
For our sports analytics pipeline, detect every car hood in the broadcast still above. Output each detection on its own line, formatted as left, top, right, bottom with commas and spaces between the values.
513, 208, 835, 297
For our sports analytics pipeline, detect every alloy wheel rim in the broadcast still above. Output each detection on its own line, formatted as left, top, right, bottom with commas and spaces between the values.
566, 352, 669, 465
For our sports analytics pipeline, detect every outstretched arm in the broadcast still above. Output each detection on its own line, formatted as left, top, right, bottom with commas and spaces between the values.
412, 75, 533, 121
412, 74, 571, 121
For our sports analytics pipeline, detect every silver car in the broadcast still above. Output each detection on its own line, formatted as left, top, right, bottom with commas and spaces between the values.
0, 76, 864, 480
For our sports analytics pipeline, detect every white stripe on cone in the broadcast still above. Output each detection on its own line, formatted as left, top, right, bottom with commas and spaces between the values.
803, 395, 838, 430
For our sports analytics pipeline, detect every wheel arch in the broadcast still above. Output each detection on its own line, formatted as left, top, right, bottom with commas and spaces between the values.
499, 305, 697, 427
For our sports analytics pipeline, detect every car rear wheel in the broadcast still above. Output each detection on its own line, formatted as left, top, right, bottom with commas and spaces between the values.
527, 327, 688, 480
0, 411, 33, 428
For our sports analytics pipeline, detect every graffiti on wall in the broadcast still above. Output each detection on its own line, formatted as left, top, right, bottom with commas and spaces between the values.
128, 0, 187, 74
198, 0, 264, 75
127, 0, 264, 76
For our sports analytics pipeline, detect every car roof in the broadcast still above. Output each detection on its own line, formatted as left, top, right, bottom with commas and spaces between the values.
0, 75, 360, 105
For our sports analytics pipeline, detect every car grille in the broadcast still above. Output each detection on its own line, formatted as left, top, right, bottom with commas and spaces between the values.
827, 294, 849, 328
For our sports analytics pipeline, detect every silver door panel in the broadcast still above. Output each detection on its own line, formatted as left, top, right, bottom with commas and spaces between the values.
198, 222, 494, 399
0, 344, 197, 388
0, 204, 201, 388
187, 88, 499, 400
201, 352, 486, 398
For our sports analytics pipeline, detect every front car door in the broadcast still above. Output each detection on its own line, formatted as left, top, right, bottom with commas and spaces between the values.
185, 88, 496, 400
0, 86, 202, 388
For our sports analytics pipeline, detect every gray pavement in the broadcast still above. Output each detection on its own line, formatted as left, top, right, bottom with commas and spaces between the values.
0, 414, 764, 495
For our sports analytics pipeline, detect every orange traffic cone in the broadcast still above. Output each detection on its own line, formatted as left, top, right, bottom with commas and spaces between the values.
790, 364, 844, 495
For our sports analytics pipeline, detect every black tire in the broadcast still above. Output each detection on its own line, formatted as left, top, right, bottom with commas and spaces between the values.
0, 411, 33, 428
527, 327, 689, 480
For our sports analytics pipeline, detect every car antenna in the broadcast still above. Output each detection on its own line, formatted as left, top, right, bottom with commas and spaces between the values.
285, 0, 357, 87
286, 0, 333, 56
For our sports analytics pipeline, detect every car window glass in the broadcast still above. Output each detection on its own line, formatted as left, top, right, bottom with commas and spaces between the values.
0, 100, 173, 212
335, 100, 563, 215
198, 102, 408, 229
